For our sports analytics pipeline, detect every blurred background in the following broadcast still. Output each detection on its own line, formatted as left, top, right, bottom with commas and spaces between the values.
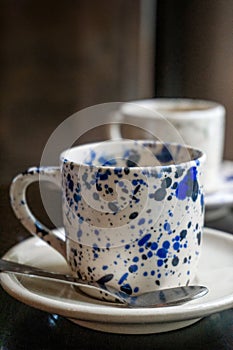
1, 0, 232, 184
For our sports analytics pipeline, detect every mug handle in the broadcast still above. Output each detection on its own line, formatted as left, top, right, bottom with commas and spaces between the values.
10, 167, 66, 258
109, 124, 123, 140
109, 111, 123, 140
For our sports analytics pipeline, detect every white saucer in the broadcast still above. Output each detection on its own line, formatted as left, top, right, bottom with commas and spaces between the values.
1, 228, 233, 334
205, 160, 233, 209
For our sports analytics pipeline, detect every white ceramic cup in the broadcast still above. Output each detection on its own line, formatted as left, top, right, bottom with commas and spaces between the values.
10, 140, 206, 297
110, 99, 225, 193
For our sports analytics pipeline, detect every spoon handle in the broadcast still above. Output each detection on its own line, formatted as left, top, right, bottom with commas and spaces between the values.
0, 258, 125, 303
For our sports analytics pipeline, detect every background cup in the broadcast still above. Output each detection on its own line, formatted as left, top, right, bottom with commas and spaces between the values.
110, 98, 225, 193
10, 140, 206, 297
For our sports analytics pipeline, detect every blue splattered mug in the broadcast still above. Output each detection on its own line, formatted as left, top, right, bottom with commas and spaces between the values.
10, 140, 206, 296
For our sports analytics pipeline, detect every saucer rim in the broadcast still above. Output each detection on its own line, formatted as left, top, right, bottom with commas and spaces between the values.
1, 227, 233, 325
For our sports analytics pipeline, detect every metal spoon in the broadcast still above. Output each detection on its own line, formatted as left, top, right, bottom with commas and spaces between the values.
0, 258, 208, 308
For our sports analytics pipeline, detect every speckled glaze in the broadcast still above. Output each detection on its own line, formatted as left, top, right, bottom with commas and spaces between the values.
10, 140, 206, 297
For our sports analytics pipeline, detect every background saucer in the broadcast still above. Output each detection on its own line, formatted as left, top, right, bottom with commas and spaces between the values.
205, 160, 233, 209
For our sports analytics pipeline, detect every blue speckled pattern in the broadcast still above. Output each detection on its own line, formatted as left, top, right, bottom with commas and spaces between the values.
60, 140, 205, 296
10, 140, 205, 297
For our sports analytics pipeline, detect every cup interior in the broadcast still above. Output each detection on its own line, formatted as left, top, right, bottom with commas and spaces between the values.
61, 140, 203, 168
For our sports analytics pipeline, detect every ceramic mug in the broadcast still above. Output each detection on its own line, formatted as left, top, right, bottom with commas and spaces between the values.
10, 140, 206, 296
111, 98, 225, 193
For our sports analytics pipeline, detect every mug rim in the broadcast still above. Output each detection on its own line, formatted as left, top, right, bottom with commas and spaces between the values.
120, 98, 225, 120
60, 140, 206, 170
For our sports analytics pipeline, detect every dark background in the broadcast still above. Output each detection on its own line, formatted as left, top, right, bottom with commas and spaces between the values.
1, 0, 232, 184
